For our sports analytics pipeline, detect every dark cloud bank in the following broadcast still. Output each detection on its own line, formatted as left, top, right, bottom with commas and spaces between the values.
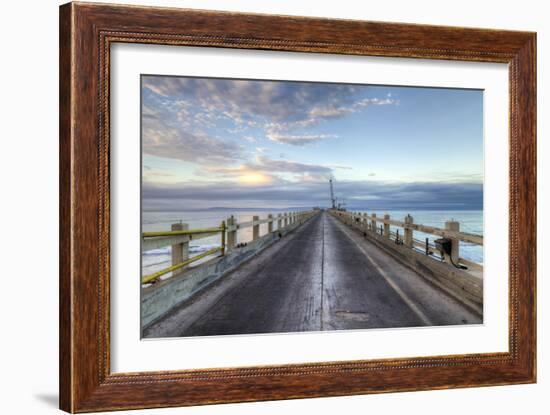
142, 180, 483, 212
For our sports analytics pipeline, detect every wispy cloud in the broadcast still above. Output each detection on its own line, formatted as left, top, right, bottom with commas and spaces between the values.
206, 156, 333, 183
142, 77, 398, 147
142, 77, 359, 124
253, 156, 332, 175
143, 125, 245, 165
357, 96, 397, 107
266, 133, 337, 146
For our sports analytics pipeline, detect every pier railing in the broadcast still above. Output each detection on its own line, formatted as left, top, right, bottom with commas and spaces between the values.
331, 210, 483, 270
142, 210, 317, 284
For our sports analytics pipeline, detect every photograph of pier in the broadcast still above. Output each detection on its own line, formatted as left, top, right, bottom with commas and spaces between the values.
140, 75, 484, 338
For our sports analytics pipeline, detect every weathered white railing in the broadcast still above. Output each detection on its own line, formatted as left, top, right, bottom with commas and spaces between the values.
331, 210, 483, 270
142, 210, 317, 284
225, 210, 316, 250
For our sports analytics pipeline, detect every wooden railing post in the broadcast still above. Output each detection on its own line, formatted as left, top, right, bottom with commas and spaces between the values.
227, 215, 237, 250
277, 213, 282, 230
252, 215, 260, 240
268, 214, 273, 233
444, 220, 460, 264
220, 220, 226, 256
171, 222, 189, 267
404, 214, 414, 247
371, 213, 377, 232
383, 214, 390, 237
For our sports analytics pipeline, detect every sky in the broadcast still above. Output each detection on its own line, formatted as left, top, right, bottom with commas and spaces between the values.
141, 75, 483, 211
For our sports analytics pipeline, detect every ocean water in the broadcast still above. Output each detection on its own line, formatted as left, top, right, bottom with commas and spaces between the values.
141, 209, 483, 280
141, 208, 305, 280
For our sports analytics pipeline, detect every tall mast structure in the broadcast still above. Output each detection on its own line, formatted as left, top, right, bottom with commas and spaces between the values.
329, 178, 336, 209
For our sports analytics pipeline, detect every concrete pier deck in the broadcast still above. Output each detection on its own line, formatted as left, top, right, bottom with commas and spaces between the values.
144, 211, 481, 338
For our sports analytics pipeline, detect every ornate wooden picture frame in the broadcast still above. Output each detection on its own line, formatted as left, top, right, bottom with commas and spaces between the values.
59, 2, 536, 412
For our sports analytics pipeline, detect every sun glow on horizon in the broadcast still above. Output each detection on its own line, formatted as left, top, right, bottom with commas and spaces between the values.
238, 172, 272, 186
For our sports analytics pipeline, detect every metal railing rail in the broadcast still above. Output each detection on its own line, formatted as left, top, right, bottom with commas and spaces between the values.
142, 222, 226, 284
142, 246, 223, 284
142, 227, 222, 238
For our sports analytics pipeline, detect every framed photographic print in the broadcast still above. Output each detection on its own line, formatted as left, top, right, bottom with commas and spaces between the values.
59, 2, 536, 412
